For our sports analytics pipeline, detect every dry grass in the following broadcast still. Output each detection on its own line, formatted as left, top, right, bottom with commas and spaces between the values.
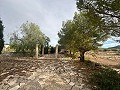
85, 50, 120, 66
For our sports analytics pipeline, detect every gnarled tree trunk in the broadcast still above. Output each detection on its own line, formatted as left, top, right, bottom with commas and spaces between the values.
79, 51, 85, 62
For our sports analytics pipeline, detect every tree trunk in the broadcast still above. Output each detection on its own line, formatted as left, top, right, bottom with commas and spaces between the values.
70, 50, 71, 54
79, 51, 85, 62
42, 45, 44, 56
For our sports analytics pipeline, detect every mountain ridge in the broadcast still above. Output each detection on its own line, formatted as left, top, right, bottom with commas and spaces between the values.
107, 45, 120, 50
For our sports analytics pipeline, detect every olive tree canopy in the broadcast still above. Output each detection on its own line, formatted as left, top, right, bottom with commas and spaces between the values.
10, 22, 50, 56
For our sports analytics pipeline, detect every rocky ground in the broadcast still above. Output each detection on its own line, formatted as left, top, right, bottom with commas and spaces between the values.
0, 59, 93, 90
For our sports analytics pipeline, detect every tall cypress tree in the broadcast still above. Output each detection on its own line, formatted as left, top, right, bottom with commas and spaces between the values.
0, 19, 4, 54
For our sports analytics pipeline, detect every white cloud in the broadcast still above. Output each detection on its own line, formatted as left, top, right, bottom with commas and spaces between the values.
0, 0, 77, 46
1, 0, 119, 47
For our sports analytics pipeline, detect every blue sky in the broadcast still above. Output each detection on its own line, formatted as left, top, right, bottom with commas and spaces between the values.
0, 0, 119, 48
102, 37, 120, 48
102, 38, 120, 48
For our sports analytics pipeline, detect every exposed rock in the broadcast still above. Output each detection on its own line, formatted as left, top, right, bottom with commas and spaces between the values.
69, 82, 75, 86
9, 85, 20, 90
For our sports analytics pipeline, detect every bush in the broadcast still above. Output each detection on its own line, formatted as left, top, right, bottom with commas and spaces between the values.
50, 47, 55, 54
44, 46, 49, 54
91, 68, 120, 90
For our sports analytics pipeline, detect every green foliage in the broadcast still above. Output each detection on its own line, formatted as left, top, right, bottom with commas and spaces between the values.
91, 68, 120, 90
76, 0, 120, 37
58, 12, 109, 61
103, 49, 108, 52
50, 46, 55, 54
10, 21, 50, 56
44, 46, 49, 54
0, 19, 4, 54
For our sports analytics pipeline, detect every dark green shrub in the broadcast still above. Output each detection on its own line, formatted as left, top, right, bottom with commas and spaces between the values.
44, 46, 49, 54
103, 49, 107, 51
91, 68, 120, 90
50, 47, 55, 54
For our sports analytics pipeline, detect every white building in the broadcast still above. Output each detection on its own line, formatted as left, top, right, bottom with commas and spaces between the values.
2, 44, 10, 53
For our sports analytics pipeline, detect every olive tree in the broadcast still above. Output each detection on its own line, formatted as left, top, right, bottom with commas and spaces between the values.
10, 22, 50, 56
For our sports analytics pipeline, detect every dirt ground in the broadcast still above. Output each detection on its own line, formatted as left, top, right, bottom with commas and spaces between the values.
0, 51, 119, 90
0, 54, 94, 90
0, 59, 97, 90
86, 50, 120, 66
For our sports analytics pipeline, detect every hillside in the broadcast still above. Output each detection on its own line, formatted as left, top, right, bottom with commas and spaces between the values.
108, 45, 120, 50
